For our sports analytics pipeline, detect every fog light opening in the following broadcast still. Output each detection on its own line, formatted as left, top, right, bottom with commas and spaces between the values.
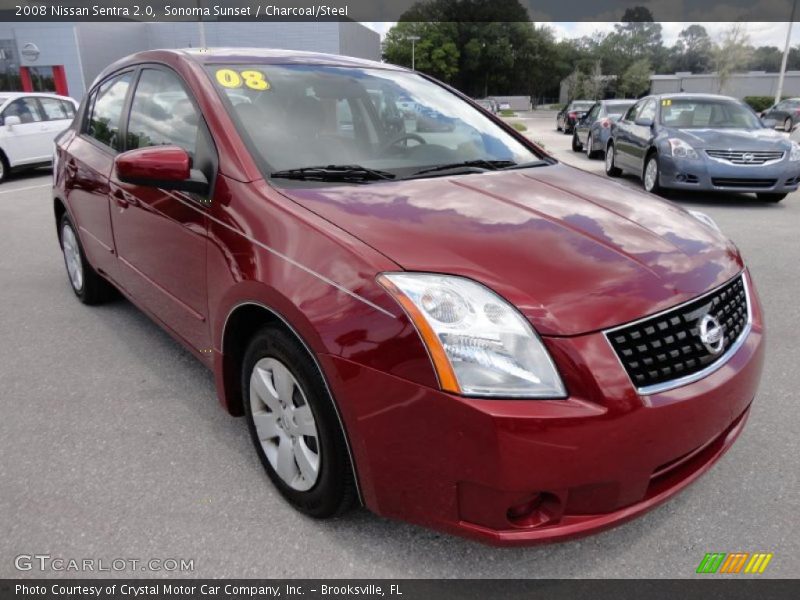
506, 492, 561, 529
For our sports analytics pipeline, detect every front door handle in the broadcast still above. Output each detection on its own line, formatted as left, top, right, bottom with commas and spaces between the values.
112, 188, 129, 210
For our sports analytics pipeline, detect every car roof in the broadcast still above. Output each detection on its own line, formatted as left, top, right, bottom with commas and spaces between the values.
116, 47, 401, 71
655, 93, 742, 102
0, 92, 75, 102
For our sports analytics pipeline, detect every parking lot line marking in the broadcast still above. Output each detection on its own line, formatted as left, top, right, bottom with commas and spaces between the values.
0, 184, 51, 195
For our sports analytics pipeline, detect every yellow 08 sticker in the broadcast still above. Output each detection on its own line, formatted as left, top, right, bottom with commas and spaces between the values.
215, 68, 270, 91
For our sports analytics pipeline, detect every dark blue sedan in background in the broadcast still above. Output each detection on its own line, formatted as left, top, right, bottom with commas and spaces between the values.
605, 93, 800, 203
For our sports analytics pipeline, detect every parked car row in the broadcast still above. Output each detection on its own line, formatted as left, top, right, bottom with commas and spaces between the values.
563, 93, 799, 203
556, 100, 594, 133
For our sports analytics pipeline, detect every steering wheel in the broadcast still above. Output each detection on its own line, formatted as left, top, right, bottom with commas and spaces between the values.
380, 132, 427, 154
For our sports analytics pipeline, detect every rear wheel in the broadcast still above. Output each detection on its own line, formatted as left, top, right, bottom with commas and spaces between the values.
757, 192, 787, 203
605, 142, 621, 177
59, 213, 114, 304
643, 153, 661, 194
242, 325, 356, 518
571, 132, 583, 152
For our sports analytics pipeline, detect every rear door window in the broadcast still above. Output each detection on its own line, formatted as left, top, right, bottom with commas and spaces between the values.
39, 97, 70, 120
85, 72, 133, 150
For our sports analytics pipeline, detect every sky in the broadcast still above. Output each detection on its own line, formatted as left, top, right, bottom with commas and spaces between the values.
363, 22, 800, 48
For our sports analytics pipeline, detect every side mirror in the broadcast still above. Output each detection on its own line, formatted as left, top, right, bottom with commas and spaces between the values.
634, 117, 654, 127
761, 118, 777, 129
115, 145, 208, 195
5, 115, 21, 129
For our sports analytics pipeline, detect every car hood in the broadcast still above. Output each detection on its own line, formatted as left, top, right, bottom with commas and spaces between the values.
279, 164, 743, 336
668, 127, 791, 150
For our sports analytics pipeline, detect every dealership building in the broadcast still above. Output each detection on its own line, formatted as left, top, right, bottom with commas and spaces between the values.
0, 21, 380, 100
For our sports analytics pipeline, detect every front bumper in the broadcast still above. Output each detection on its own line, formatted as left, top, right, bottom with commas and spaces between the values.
659, 153, 800, 194
321, 274, 765, 545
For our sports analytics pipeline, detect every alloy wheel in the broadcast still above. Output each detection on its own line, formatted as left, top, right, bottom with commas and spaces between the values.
249, 357, 320, 492
61, 223, 84, 292
644, 156, 658, 192
785, 117, 793, 132
586, 134, 593, 157
606, 146, 614, 171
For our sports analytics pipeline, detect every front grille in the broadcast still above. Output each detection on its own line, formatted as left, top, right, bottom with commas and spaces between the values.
606, 274, 750, 393
706, 150, 784, 165
711, 178, 777, 188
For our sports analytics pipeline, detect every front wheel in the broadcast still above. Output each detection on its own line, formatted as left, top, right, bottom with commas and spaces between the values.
757, 192, 787, 203
784, 117, 793, 132
243, 325, 356, 518
571, 132, 583, 152
643, 154, 661, 194
605, 143, 622, 177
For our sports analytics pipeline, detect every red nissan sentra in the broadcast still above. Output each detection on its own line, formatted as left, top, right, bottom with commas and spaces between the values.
52, 49, 764, 545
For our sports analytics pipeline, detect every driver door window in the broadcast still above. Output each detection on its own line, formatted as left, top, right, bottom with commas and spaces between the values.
637, 100, 656, 123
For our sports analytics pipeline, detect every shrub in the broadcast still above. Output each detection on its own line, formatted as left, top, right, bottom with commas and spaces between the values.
743, 96, 782, 113
511, 122, 527, 132
499, 109, 516, 117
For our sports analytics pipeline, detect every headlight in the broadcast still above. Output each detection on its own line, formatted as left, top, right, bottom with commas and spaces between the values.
378, 273, 566, 398
667, 138, 698, 159
790, 142, 800, 161
688, 209, 722, 233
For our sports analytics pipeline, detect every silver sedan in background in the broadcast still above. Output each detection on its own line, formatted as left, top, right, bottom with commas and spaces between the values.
572, 99, 636, 158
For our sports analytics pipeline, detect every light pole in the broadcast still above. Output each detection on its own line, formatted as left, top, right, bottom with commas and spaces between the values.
408, 35, 420, 70
775, 0, 798, 106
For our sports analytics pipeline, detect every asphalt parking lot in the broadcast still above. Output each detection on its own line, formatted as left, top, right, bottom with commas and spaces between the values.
1, 112, 798, 578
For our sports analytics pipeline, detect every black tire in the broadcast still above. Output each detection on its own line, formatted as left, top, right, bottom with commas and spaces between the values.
757, 193, 787, 203
643, 153, 661, 194
784, 117, 793, 132
59, 213, 115, 304
605, 142, 622, 177
0, 151, 9, 183
571, 132, 583, 152
242, 324, 356, 518
586, 133, 598, 159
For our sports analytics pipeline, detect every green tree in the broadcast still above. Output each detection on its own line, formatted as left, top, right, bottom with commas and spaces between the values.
748, 46, 782, 72
383, 22, 460, 82
384, 0, 562, 98
670, 25, 713, 73
619, 58, 652, 98
713, 24, 752, 93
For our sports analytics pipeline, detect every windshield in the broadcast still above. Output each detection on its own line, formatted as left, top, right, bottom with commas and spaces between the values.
660, 99, 762, 129
207, 64, 543, 182
570, 102, 594, 111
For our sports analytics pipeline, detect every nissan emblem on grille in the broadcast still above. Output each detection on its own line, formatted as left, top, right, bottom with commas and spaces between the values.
604, 274, 750, 394
699, 314, 725, 355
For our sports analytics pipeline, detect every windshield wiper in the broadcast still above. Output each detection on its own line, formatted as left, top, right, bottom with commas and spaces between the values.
270, 165, 396, 183
501, 159, 552, 170
411, 159, 517, 177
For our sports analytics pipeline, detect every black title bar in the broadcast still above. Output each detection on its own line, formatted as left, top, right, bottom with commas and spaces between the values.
0, 0, 798, 22
2, 579, 800, 600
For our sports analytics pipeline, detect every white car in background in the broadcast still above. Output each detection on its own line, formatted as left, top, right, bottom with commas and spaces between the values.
0, 92, 78, 182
